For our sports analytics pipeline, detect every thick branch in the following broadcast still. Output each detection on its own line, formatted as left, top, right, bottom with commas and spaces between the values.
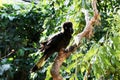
51, 0, 99, 80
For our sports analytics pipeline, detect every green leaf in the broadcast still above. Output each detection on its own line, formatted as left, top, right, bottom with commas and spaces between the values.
8, 15, 15, 21
83, 44, 99, 61
18, 49, 24, 56
72, 53, 83, 61
80, 66, 86, 73
65, 62, 76, 73
13, 4, 20, 10
45, 64, 52, 80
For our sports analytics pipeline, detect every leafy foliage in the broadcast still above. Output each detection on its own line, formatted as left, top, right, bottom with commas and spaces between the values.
0, 0, 120, 80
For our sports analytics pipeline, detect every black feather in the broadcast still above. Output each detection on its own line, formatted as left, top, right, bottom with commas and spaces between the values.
31, 22, 74, 72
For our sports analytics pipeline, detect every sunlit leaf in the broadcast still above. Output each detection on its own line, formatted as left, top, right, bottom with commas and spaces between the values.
0, 0, 2, 7
83, 44, 99, 61
45, 64, 52, 80
80, 66, 86, 73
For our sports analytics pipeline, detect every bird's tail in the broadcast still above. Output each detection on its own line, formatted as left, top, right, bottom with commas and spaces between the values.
30, 55, 47, 72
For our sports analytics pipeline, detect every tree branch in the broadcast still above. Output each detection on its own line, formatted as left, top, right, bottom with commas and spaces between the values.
51, 0, 100, 80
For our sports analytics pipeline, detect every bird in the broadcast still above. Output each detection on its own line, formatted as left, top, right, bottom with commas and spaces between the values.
31, 22, 74, 72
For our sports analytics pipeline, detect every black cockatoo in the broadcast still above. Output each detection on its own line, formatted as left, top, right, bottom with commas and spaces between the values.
31, 22, 74, 72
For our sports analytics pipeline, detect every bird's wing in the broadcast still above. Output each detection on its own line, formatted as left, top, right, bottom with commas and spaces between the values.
46, 33, 62, 47
40, 33, 62, 51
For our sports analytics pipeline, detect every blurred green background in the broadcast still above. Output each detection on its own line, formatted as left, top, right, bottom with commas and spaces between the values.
0, 0, 120, 80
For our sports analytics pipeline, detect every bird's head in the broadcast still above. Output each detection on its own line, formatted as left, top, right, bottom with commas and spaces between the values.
63, 22, 74, 35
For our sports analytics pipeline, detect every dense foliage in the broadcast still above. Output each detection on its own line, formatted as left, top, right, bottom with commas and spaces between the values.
0, 0, 120, 80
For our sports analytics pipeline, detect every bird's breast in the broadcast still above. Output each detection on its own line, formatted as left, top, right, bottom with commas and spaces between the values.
55, 37, 71, 52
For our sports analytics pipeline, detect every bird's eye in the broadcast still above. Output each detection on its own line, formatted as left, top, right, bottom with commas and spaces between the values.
65, 26, 67, 29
